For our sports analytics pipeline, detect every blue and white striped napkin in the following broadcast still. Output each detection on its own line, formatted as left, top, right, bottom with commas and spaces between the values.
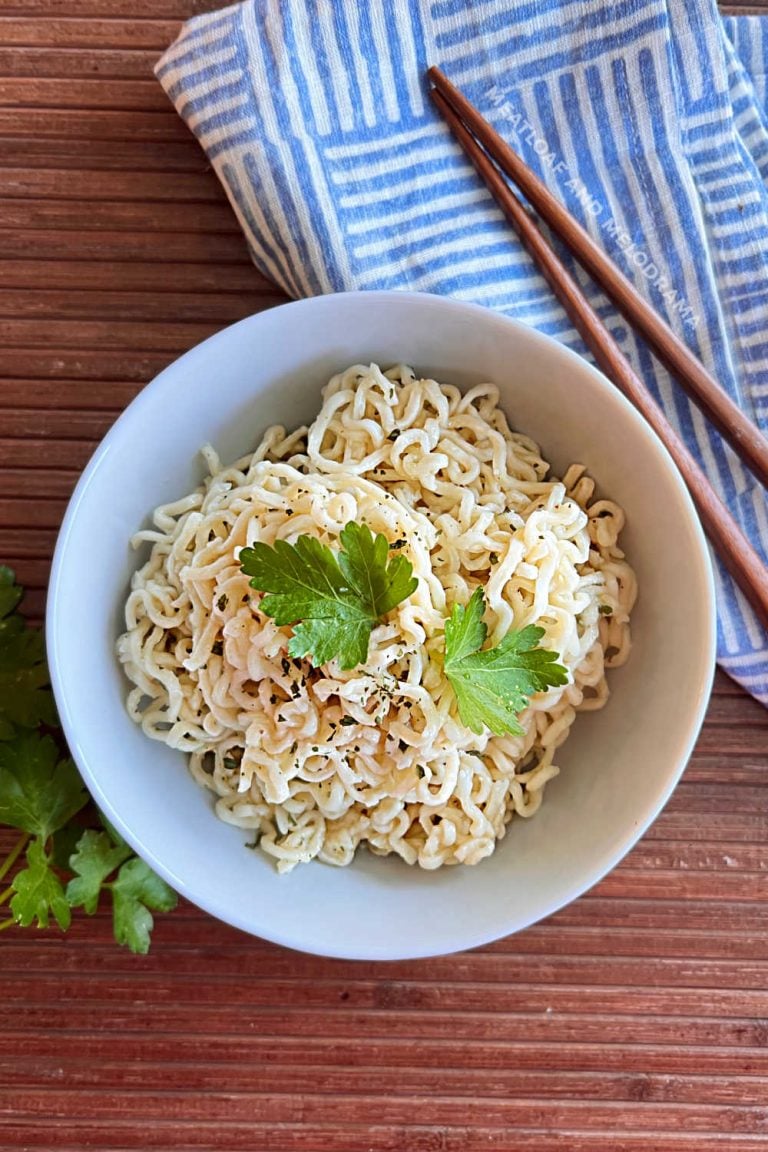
156, 0, 768, 706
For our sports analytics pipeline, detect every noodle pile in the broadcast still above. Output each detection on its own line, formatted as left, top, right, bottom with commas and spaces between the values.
117, 364, 635, 871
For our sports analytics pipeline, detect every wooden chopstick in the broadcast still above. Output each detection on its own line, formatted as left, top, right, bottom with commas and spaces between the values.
428, 65, 768, 493
429, 83, 768, 630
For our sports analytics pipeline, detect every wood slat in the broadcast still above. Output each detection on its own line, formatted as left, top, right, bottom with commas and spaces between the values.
0, 18, 178, 50
0, 46, 161, 80
549, 894, 768, 931
623, 840, 768, 871
0, 499, 67, 529
0, 379, 143, 408
681, 758, 768, 784
0, 229, 253, 263
649, 809, 768, 842
0, 77, 171, 111
0, 468, 81, 497
2, 1090, 768, 1134
3, 994, 768, 1050
0, 166, 224, 202
0, 108, 188, 141
1, 197, 240, 233
0, 407, 116, 438
4, 1060, 768, 1107
3, 1047, 767, 1101
1, 318, 223, 349
2, 1126, 768, 1152
0, 348, 181, 381
0, 260, 262, 292
0, 138, 208, 172
4, 973, 768, 1019
0, 527, 60, 556
0, 439, 99, 469
4, 933, 768, 980
0, 288, 270, 323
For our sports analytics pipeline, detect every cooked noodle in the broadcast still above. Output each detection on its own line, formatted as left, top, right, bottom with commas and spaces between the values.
117, 364, 635, 871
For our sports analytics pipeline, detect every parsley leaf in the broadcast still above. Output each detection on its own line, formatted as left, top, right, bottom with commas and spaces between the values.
66, 828, 132, 915
111, 858, 178, 955
0, 566, 56, 740
10, 837, 71, 931
240, 522, 417, 670
66, 824, 177, 954
443, 589, 569, 735
0, 732, 88, 841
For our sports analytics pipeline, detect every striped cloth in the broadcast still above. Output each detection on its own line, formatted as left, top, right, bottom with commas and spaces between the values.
156, 0, 768, 706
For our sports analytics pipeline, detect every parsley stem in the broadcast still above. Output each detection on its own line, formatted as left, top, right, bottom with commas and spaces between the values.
0, 916, 16, 932
0, 833, 28, 885
0, 887, 13, 908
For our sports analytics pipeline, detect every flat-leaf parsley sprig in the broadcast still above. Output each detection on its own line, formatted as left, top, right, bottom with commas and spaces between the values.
0, 565, 177, 952
239, 521, 418, 670
443, 588, 568, 735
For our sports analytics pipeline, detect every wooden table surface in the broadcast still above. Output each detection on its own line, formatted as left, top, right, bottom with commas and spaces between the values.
2, 2, 768, 1149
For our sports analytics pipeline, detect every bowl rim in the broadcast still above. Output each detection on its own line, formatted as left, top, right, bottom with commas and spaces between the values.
46, 290, 717, 958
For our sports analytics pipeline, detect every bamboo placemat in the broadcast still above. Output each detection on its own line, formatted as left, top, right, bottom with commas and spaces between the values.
1, 4, 767, 1148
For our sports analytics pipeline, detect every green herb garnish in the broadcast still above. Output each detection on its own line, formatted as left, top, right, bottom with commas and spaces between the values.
239, 522, 418, 670
68, 826, 177, 953
0, 567, 56, 740
0, 566, 176, 952
443, 588, 568, 736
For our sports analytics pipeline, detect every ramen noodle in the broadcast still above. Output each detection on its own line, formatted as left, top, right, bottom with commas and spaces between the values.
118, 364, 635, 872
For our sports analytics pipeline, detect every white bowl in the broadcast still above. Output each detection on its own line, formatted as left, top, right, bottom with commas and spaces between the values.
47, 291, 716, 959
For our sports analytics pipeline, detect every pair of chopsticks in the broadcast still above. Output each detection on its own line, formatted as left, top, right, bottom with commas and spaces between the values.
428, 66, 768, 630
